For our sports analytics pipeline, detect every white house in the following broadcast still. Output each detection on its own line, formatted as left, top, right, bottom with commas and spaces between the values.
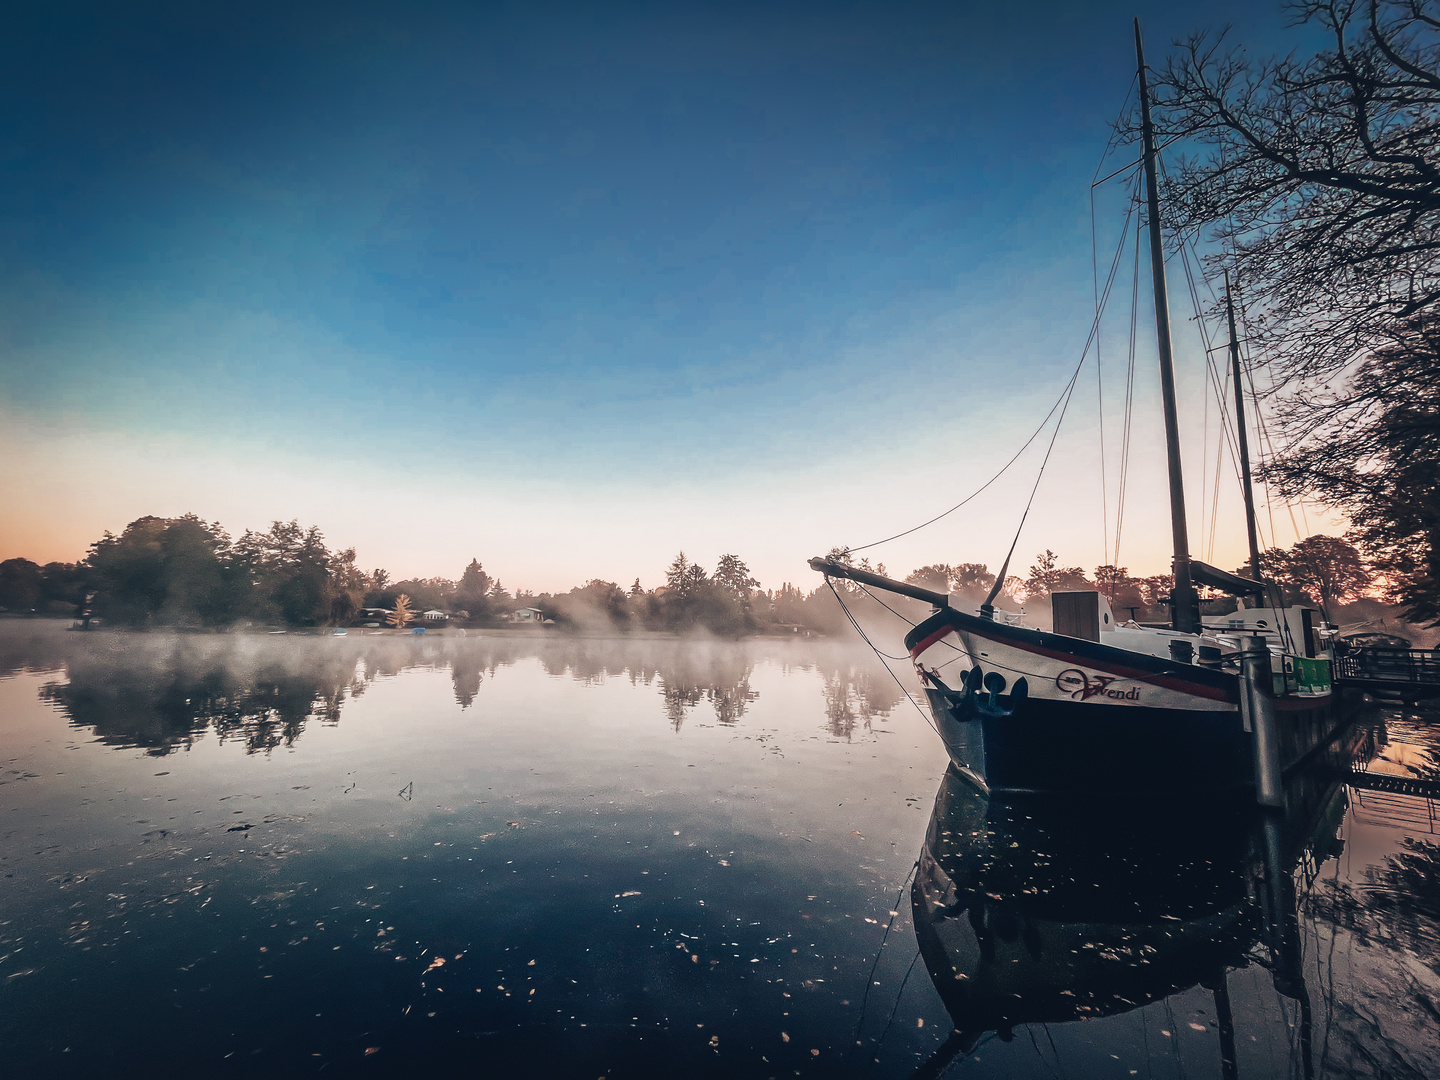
511, 607, 544, 623
421, 610, 448, 622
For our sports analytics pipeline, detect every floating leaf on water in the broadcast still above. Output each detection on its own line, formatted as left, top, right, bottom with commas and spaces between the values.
781, 1032, 790, 1043
423, 957, 446, 974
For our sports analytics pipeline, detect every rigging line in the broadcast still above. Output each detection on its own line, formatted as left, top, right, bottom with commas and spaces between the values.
1209, 422, 1228, 563
1090, 72, 1139, 185
824, 578, 940, 739
1240, 334, 1305, 545
855, 583, 919, 631
1175, 238, 1248, 495
1113, 203, 1142, 570
848, 182, 1138, 555
1092, 179, 1109, 569
1090, 132, 1192, 189
1235, 330, 1283, 557
1091, 158, 1141, 188
875, 948, 924, 1052
985, 343, 1087, 600
1158, 158, 1251, 496
1026, 1026, 1065, 1080
1173, 205, 1307, 549
1209, 362, 1232, 563
852, 864, 921, 1059
852, 860, 920, 1050
1175, 243, 1234, 459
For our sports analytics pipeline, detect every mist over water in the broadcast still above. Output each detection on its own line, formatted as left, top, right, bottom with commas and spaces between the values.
2, 622, 1439, 1077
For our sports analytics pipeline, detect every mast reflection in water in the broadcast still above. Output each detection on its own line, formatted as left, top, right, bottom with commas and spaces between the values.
908, 719, 1440, 1079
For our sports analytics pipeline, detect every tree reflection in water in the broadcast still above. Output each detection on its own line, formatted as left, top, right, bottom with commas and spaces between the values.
5, 626, 899, 752
823, 663, 903, 740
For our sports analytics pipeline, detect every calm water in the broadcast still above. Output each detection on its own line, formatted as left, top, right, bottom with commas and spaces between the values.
1, 622, 1438, 1078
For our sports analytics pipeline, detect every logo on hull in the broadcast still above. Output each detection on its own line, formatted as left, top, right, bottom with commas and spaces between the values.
1055, 668, 1141, 702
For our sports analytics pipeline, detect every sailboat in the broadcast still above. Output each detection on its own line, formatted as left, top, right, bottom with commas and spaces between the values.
809, 22, 1357, 795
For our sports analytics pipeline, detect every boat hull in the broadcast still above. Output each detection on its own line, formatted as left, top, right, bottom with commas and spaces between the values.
905, 608, 1354, 794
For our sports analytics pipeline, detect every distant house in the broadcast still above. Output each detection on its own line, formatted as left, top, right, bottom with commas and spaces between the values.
421, 610, 448, 622
510, 607, 544, 623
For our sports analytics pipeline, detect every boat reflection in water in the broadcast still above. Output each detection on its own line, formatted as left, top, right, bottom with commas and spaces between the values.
909, 748, 1364, 1080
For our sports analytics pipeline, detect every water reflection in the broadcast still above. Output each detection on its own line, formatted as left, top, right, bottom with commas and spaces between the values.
0, 625, 899, 752
908, 717, 1440, 1079
911, 770, 1255, 1065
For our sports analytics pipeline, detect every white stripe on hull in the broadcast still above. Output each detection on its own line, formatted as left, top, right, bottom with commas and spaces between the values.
912, 627, 1236, 715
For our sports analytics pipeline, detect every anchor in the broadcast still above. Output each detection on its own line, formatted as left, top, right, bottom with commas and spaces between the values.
926, 664, 1028, 720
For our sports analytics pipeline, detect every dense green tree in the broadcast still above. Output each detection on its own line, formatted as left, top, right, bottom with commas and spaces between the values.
456, 559, 491, 619
904, 564, 951, 594
1023, 551, 1091, 600
233, 521, 335, 625
714, 554, 758, 603
947, 563, 996, 602
87, 515, 237, 626
1285, 535, 1373, 612
902, 563, 997, 603
323, 548, 368, 625
665, 552, 693, 596
0, 558, 44, 611
386, 576, 455, 614
39, 562, 87, 609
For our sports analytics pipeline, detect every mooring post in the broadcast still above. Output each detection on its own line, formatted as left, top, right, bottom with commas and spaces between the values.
1239, 635, 1285, 809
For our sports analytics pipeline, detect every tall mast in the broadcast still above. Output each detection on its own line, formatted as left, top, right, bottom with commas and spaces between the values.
1225, 271, 1264, 585
1134, 19, 1199, 634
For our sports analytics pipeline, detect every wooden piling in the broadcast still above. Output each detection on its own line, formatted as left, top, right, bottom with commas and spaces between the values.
1239, 635, 1285, 808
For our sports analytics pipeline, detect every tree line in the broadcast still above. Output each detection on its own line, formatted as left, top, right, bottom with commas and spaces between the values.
900, 533, 1377, 623
0, 514, 857, 635
0, 511, 1387, 634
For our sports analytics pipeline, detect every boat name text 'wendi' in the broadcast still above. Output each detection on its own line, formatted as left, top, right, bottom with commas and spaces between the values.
1055, 670, 1142, 702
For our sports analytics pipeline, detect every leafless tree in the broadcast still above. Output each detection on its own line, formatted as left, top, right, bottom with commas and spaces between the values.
1140, 1, 1439, 388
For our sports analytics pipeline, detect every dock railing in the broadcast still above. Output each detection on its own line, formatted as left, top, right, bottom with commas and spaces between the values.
1333, 647, 1440, 697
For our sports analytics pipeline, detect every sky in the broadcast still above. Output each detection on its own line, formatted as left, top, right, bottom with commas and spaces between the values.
0, 0, 1342, 593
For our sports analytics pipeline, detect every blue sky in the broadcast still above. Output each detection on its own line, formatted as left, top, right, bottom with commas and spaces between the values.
0, 0, 1336, 591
